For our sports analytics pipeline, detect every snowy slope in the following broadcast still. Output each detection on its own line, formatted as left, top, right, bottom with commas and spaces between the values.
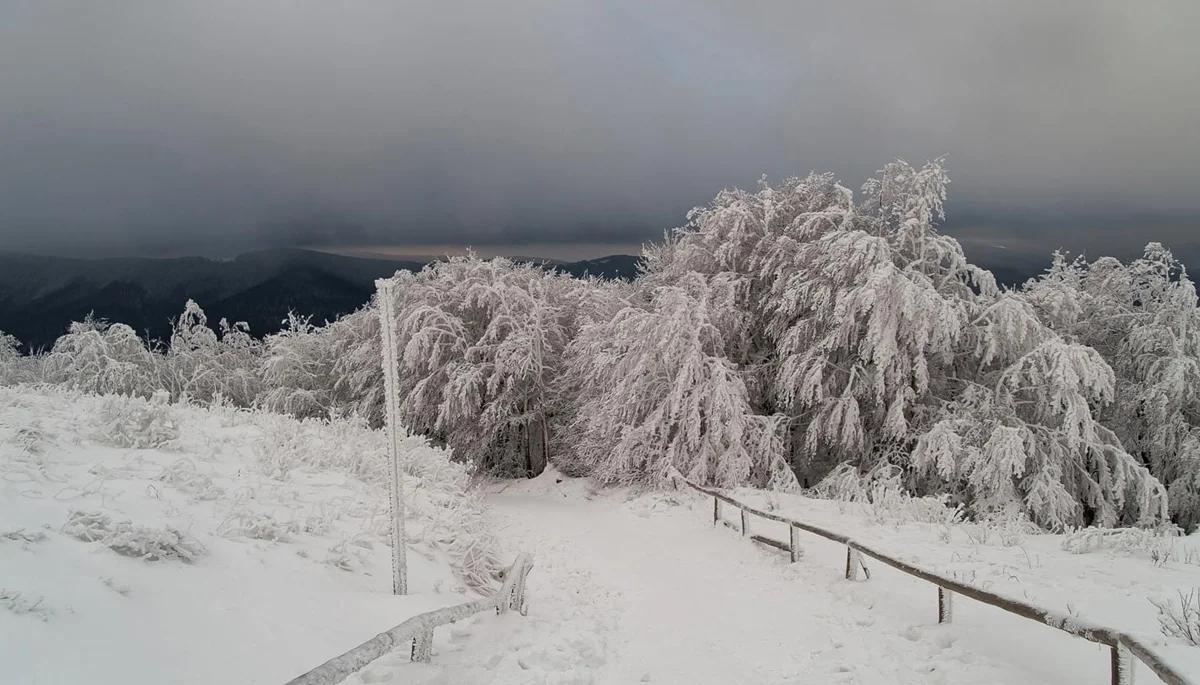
367, 468, 1199, 685
0, 387, 500, 685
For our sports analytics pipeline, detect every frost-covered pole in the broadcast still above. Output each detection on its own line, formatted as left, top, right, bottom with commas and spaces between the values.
376, 278, 408, 595
1111, 643, 1132, 685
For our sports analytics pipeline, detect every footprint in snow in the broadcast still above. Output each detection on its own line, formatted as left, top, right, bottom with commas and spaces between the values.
357, 668, 393, 683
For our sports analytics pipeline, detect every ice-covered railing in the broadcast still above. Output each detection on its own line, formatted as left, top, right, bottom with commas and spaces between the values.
686, 481, 1195, 685
282, 553, 533, 685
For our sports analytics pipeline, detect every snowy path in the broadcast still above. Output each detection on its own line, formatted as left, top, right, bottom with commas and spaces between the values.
358, 475, 1123, 685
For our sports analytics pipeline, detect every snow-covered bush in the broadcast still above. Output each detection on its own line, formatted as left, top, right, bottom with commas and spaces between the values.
233, 409, 503, 589
159, 301, 263, 407
812, 463, 963, 526
1061, 525, 1183, 562
157, 458, 225, 501
94, 390, 179, 449
0, 589, 53, 621
1151, 589, 1200, 645
257, 313, 338, 420
217, 509, 299, 542
0, 332, 25, 386
63, 510, 207, 563
41, 318, 157, 397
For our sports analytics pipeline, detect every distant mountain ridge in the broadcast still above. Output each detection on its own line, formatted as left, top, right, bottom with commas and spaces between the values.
0, 249, 641, 351
0, 247, 1035, 353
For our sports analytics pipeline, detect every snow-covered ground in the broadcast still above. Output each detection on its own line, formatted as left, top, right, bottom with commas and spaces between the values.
0, 387, 500, 685
4, 386, 1197, 684
361, 469, 1198, 685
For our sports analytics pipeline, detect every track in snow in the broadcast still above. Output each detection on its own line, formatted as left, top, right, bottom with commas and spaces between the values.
354, 475, 1117, 685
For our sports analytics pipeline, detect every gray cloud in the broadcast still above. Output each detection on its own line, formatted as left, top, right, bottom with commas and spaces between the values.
0, 1, 1197, 261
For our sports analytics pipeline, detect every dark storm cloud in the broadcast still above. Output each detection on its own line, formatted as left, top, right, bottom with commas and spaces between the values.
0, 1, 1197, 259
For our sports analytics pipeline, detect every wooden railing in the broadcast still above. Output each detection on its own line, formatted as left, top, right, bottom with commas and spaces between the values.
686, 481, 1195, 685
283, 553, 534, 685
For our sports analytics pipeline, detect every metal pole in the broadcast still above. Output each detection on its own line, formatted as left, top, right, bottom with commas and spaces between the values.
376, 279, 408, 595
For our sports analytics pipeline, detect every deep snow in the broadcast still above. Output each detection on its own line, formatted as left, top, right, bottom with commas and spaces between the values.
0, 387, 495, 685
3, 387, 1197, 684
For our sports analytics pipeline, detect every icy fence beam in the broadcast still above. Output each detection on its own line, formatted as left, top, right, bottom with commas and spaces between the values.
283, 554, 533, 685
1122, 634, 1195, 685
684, 480, 1197, 685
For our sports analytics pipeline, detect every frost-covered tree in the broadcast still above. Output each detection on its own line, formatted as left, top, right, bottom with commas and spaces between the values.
1023, 244, 1200, 528
324, 306, 387, 425
561, 272, 797, 489
913, 338, 1168, 529
381, 256, 585, 476
630, 158, 1166, 528
3, 159, 1184, 531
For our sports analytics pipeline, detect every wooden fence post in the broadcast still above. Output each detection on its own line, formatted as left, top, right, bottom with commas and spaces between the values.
938, 588, 954, 624
740, 508, 748, 536
1111, 643, 1133, 685
845, 547, 861, 581
713, 496, 719, 526
789, 525, 802, 563
411, 630, 433, 663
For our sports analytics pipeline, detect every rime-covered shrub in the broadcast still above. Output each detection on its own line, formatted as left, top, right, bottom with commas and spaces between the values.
94, 390, 179, 449
42, 318, 156, 397
1061, 525, 1182, 561
1151, 589, 1200, 645
257, 313, 338, 419
812, 463, 963, 526
217, 509, 299, 542
0, 332, 25, 386
0, 589, 53, 621
63, 510, 206, 563
156, 458, 225, 501
235, 410, 503, 589
160, 301, 263, 407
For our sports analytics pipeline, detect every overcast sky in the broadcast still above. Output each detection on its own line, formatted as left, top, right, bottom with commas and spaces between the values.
1, 1, 1197, 265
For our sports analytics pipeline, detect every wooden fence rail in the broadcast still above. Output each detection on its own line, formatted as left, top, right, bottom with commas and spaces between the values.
687, 480, 1195, 685
283, 553, 534, 685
